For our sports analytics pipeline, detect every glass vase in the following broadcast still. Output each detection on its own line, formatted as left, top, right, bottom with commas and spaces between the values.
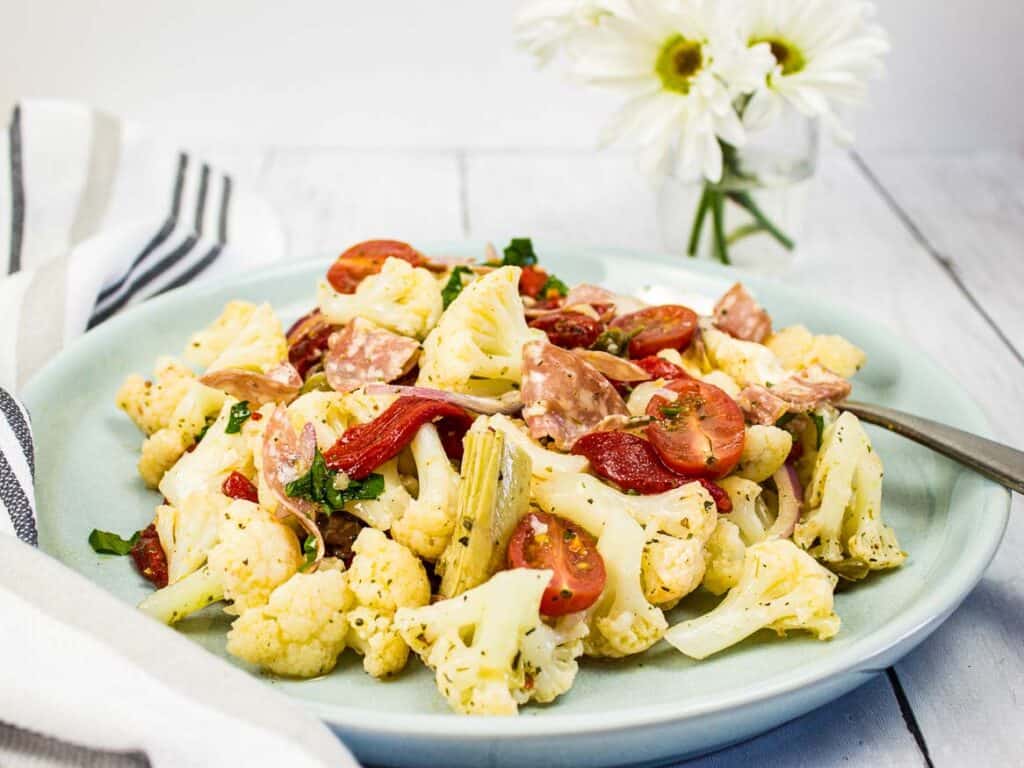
657, 105, 819, 273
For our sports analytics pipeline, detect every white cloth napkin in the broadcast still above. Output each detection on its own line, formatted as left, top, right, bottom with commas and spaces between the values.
0, 101, 359, 768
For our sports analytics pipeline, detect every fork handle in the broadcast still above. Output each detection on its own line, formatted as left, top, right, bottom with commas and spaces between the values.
842, 401, 1024, 496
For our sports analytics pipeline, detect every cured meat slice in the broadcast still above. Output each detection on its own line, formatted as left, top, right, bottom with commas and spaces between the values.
712, 283, 772, 343
520, 341, 629, 450
200, 362, 302, 405
262, 405, 324, 560
324, 317, 420, 393
739, 364, 852, 425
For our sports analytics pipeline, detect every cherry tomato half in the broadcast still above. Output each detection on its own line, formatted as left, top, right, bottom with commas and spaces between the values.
529, 311, 604, 349
326, 239, 426, 294
634, 355, 691, 381
609, 305, 698, 358
507, 511, 606, 616
645, 378, 745, 479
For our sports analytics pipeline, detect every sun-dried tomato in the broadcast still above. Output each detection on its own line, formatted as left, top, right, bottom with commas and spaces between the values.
222, 471, 259, 503
131, 524, 168, 588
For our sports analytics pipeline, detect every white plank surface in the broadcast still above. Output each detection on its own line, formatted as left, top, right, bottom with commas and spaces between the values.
233, 143, 1022, 765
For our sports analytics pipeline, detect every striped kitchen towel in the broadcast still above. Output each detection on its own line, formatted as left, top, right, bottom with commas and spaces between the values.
0, 102, 358, 768
0, 99, 286, 391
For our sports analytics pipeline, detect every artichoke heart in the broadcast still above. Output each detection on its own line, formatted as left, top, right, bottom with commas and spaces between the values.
437, 427, 532, 598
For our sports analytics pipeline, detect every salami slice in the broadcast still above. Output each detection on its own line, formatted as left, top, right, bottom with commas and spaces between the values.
572, 349, 651, 383
739, 364, 852, 424
324, 317, 420, 393
520, 340, 629, 450
713, 283, 772, 343
200, 362, 302, 405
262, 405, 324, 561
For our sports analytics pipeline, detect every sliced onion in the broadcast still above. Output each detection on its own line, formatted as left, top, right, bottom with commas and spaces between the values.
572, 349, 651, 382
364, 384, 524, 415
768, 463, 803, 539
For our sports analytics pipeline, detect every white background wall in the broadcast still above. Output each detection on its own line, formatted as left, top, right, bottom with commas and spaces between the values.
0, 0, 1021, 151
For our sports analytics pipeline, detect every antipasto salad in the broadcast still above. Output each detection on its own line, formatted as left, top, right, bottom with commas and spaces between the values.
94, 239, 905, 715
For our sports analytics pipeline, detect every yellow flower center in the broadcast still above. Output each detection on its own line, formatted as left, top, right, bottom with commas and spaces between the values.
754, 37, 806, 76
655, 35, 704, 94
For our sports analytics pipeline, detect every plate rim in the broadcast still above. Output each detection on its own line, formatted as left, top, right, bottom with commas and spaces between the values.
23, 241, 1012, 741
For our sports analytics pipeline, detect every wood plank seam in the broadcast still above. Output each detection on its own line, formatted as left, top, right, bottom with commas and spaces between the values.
886, 668, 935, 768
850, 151, 1024, 367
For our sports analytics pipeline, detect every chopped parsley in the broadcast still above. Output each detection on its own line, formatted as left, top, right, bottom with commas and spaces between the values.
441, 266, 473, 309
659, 403, 683, 419
299, 535, 318, 571
500, 238, 538, 267
195, 416, 216, 443
590, 327, 634, 357
285, 448, 384, 514
225, 401, 252, 434
539, 273, 569, 298
88, 528, 140, 556
811, 412, 826, 450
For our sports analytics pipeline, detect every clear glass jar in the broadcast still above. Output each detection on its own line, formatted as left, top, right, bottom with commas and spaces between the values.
657, 105, 819, 273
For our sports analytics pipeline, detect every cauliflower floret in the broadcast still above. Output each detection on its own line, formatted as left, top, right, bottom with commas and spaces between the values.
666, 538, 840, 659
795, 411, 905, 579
702, 519, 746, 595
189, 301, 288, 374
734, 425, 793, 483
139, 500, 302, 624
154, 491, 230, 584
137, 382, 227, 488
116, 356, 196, 436
717, 476, 771, 545
417, 266, 546, 395
286, 390, 351, 447
390, 424, 461, 560
626, 380, 667, 417
345, 528, 431, 677
158, 398, 254, 507
395, 569, 584, 714
766, 325, 866, 379
656, 349, 741, 396
318, 257, 442, 339
701, 325, 788, 388
484, 414, 589, 479
539, 473, 717, 609
226, 567, 352, 678
344, 458, 412, 531
533, 473, 668, 657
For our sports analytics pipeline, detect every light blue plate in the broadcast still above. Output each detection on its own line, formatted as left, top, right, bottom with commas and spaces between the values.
23, 244, 1010, 768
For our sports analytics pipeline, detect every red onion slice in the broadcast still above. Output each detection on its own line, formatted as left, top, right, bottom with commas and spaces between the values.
363, 384, 524, 415
768, 462, 803, 539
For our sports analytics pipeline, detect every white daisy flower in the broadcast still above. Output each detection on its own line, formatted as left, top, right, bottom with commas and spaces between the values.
569, 0, 775, 182
741, 0, 890, 142
515, 0, 621, 66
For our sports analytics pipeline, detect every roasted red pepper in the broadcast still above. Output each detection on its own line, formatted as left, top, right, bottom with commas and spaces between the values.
131, 524, 168, 588
322, 397, 474, 479
222, 471, 259, 503
571, 430, 731, 512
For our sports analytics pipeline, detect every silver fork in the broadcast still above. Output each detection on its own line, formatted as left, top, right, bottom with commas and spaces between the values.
843, 401, 1024, 495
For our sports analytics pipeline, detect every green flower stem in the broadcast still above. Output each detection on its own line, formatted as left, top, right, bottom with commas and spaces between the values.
710, 189, 730, 265
686, 184, 712, 257
726, 190, 796, 251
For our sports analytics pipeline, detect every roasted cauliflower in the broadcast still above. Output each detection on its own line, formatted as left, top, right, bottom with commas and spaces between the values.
116, 356, 196, 436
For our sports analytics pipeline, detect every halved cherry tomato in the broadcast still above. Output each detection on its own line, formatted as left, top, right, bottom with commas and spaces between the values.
507, 511, 606, 616
571, 431, 732, 511
609, 305, 698, 358
646, 378, 745, 479
130, 524, 168, 588
635, 355, 691, 380
519, 265, 550, 298
222, 471, 259, 503
529, 311, 604, 349
326, 239, 426, 294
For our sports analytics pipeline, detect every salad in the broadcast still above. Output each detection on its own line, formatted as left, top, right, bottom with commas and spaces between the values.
96, 238, 905, 715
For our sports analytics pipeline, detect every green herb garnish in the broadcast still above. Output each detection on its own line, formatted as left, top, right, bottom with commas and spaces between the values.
225, 401, 252, 434
88, 528, 140, 556
195, 416, 215, 443
811, 412, 826, 450
591, 327, 634, 357
300, 535, 318, 571
501, 238, 538, 267
539, 273, 569, 298
441, 266, 473, 309
659, 404, 682, 419
285, 448, 384, 514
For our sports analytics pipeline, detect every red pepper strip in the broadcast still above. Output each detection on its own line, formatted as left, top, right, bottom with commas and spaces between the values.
572, 431, 731, 512
634, 356, 691, 380
131, 524, 168, 588
222, 471, 259, 503
322, 397, 474, 479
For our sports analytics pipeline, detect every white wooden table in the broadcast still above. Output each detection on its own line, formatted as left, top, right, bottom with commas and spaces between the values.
209, 143, 1023, 766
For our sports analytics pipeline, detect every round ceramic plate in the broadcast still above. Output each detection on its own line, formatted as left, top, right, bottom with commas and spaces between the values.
24, 243, 1010, 768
